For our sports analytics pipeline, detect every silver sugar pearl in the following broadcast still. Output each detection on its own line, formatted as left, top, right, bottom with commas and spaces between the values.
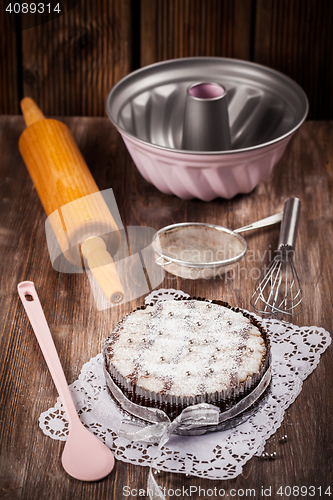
189, 339, 195, 345
144, 370, 150, 376
208, 368, 214, 374
186, 371, 191, 376
227, 320, 233, 325
160, 356, 165, 362
248, 347, 254, 353
270, 452, 277, 460
196, 322, 202, 326
188, 348, 193, 353
127, 338, 133, 343
216, 347, 221, 352
206, 304, 212, 309
204, 339, 209, 344
280, 435, 288, 443
158, 331, 163, 335
154, 469, 160, 475
168, 312, 174, 317
211, 355, 217, 361
261, 452, 270, 459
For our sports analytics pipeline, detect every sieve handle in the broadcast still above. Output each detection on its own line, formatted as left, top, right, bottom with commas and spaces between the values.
155, 255, 172, 266
278, 198, 301, 250
234, 212, 283, 233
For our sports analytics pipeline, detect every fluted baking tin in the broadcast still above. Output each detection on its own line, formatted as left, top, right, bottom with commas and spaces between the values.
106, 57, 308, 201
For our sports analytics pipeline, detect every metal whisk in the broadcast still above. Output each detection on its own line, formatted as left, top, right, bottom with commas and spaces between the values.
251, 198, 302, 318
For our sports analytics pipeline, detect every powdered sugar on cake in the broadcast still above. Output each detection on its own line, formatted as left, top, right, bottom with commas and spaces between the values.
106, 300, 266, 398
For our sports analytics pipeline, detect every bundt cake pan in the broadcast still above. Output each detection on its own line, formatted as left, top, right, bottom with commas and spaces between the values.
106, 57, 308, 201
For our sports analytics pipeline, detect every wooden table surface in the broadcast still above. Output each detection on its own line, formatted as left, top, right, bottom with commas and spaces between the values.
0, 116, 332, 499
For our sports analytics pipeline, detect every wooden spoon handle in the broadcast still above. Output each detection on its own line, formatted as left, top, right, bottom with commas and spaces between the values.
21, 97, 46, 126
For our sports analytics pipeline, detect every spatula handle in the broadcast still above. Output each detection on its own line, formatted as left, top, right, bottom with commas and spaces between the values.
17, 281, 79, 425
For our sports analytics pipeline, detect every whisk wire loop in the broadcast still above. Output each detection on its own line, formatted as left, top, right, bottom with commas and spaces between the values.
250, 198, 302, 319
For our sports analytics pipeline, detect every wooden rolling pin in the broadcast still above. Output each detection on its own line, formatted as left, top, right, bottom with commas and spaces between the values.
19, 97, 124, 304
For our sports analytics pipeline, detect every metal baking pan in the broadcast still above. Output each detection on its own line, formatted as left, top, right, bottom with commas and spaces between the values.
106, 57, 308, 155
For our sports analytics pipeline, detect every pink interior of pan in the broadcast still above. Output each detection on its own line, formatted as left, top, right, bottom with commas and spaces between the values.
189, 83, 225, 99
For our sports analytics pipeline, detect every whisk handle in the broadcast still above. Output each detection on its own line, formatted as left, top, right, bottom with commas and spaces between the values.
278, 197, 301, 250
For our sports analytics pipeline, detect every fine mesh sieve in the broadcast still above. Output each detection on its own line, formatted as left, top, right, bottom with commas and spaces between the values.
152, 213, 283, 280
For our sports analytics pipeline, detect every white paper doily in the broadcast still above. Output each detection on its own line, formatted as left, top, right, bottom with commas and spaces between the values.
39, 289, 331, 480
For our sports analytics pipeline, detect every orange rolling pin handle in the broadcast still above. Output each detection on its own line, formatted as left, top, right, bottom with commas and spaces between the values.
19, 98, 124, 304
81, 237, 124, 304
21, 97, 46, 126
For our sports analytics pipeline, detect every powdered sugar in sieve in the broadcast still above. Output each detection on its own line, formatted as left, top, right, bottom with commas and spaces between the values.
152, 213, 283, 280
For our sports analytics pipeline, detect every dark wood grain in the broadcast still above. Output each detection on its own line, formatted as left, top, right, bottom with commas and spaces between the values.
0, 9, 19, 114
21, 0, 131, 116
0, 116, 332, 499
254, 0, 333, 120
1, 1, 333, 119
140, 0, 253, 66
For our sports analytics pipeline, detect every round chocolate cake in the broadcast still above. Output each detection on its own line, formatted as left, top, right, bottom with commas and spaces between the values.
103, 298, 270, 421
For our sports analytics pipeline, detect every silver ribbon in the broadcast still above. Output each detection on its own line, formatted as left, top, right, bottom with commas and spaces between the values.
118, 403, 220, 500
104, 360, 272, 499
103, 362, 271, 434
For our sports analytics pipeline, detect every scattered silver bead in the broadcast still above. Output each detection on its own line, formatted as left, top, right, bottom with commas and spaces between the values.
261, 452, 270, 459
270, 452, 277, 460
216, 347, 221, 351
154, 469, 160, 475
188, 348, 193, 353
127, 338, 133, 343
158, 331, 163, 335
248, 347, 254, 353
280, 434, 288, 443
160, 357, 165, 362
211, 355, 217, 361
208, 368, 214, 374
227, 320, 233, 325
189, 339, 195, 344
207, 304, 212, 308
168, 312, 174, 317
144, 370, 150, 376
197, 322, 202, 326
186, 371, 191, 376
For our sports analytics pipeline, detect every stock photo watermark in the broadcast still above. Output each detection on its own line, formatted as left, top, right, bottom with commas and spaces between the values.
122, 484, 331, 498
5, 0, 81, 31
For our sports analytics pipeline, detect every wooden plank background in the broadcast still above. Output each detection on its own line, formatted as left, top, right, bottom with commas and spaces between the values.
140, 0, 253, 64
0, 0, 332, 119
0, 2, 19, 114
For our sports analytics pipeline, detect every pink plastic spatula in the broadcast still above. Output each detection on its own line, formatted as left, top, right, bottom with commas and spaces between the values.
18, 281, 115, 481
